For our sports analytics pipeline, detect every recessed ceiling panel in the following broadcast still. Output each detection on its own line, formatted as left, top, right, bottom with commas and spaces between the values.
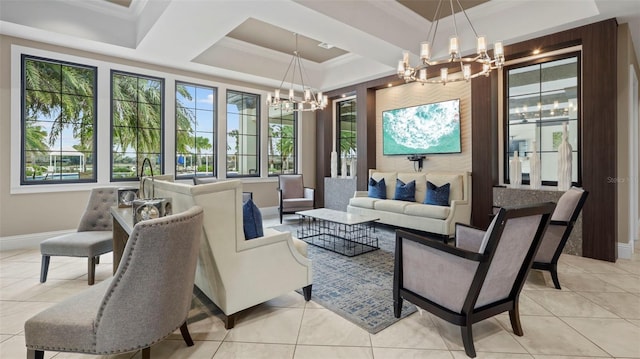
397, 0, 490, 21
226, 18, 348, 63
104, 0, 132, 8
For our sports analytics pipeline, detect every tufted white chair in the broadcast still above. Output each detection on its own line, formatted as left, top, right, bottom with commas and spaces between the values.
148, 178, 313, 329
25, 206, 204, 359
40, 187, 118, 285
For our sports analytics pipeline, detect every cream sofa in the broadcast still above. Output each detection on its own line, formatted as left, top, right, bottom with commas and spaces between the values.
144, 178, 312, 329
347, 170, 471, 236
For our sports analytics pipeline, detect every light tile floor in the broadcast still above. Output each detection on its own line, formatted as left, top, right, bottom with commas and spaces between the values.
1, 216, 639, 359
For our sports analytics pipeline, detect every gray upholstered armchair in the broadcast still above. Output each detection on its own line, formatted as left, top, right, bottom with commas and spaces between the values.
533, 187, 589, 289
394, 202, 555, 358
277, 174, 314, 223
40, 187, 118, 285
25, 206, 204, 359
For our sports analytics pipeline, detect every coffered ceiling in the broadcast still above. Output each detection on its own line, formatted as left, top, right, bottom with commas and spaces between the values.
1, 0, 638, 92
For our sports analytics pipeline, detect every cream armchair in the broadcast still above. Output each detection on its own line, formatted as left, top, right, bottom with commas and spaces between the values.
147, 178, 313, 329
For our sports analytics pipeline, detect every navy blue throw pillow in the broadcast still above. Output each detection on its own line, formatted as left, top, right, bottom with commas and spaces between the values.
394, 179, 416, 202
424, 181, 450, 206
242, 199, 264, 240
368, 177, 386, 199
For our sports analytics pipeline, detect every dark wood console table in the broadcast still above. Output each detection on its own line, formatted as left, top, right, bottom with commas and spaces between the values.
110, 206, 133, 274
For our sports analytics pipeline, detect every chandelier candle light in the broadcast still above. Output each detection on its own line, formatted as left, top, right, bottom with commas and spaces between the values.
397, 0, 505, 84
266, 33, 328, 112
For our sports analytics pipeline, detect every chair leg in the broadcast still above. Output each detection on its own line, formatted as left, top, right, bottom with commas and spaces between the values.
550, 264, 561, 290
224, 313, 237, 329
509, 301, 524, 336
88, 256, 96, 285
302, 284, 312, 301
279, 209, 283, 224
142, 347, 150, 359
393, 297, 403, 318
461, 324, 476, 358
40, 256, 50, 283
27, 349, 44, 359
180, 321, 194, 346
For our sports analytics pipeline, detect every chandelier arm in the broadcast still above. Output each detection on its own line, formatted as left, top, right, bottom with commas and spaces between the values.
450, 0, 458, 38
296, 54, 307, 101
278, 55, 296, 92
425, 0, 443, 44
430, 0, 444, 48
456, 0, 480, 38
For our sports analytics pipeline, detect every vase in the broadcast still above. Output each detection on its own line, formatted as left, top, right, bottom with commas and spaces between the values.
351, 157, 357, 178
330, 151, 338, 178
529, 140, 541, 189
509, 151, 522, 188
557, 122, 572, 191
341, 156, 347, 179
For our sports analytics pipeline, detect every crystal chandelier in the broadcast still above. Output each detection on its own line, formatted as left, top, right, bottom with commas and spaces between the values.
266, 33, 328, 112
397, 0, 505, 84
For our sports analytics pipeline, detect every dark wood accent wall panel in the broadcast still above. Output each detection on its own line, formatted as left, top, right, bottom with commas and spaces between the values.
471, 72, 499, 229
315, 75, 398, 199
315, 107, 333, 208
491, 19, 618, 261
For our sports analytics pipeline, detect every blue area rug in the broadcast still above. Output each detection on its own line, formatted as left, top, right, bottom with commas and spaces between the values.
274, 224, 416, 334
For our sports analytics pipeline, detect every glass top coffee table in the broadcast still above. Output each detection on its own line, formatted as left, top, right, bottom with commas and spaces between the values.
295, 208, 380, 257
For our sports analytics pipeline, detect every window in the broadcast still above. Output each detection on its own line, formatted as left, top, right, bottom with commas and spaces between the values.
21, 55, 97, 184
268, 103, 297, 175
226, 90, 259, 177
336, 97, 357, 175
111, 71, 164, 180
175, 82, 217, 178
504, 53, 580, 185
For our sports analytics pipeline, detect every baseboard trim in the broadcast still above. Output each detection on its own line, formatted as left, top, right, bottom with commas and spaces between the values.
618, 240, 635, 259
0, 229, 74, 251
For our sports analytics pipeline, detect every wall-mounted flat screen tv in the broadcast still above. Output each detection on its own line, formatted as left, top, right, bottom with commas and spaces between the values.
382, 99, 461, 155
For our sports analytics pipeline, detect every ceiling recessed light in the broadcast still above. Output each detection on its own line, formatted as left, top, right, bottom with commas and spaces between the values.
341, 94, 347, 98
388, 83, 393, 87
532, 49, 541, 55
318, 43, 335, 50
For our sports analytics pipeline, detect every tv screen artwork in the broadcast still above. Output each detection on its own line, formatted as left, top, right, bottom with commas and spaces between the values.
382, 99, 461, 155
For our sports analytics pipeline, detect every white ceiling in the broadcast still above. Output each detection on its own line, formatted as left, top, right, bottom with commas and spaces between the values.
1, 0, 639, 92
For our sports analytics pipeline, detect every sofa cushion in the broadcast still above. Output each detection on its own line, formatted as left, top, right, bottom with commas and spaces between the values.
398, 173, 427, 202
374, 199, 411, 214
425, 173, 463, 203
425, 181, 450, 206
243, 199, 263, 240
369, 172, 398, 200
368, 177, 387, 199
404, 203, 451, 219
282, 198, 313, 211
394, 179, 416, 202
349, 196, 379, 209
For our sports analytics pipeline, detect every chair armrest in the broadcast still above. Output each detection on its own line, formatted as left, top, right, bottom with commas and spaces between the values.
396, 229, 484, 313
353, 191, 368, 198
550, 220, 569, 226
455, 223, 486, 253
303, 187, 314, 200
396, 229, 486, 262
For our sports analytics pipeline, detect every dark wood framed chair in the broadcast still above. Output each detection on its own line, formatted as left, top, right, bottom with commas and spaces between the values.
532, 187, 589, 289
394, 202, 555, 358
277, 174, 314, 223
